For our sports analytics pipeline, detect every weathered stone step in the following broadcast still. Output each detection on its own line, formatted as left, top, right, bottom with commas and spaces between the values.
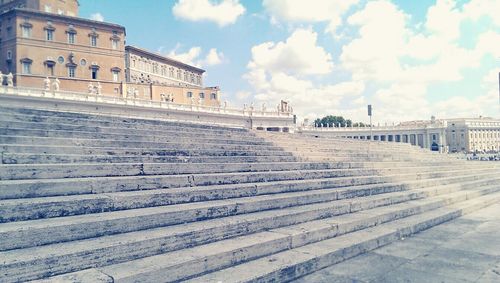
1, 160, 489, 181
183, 191, 500, 283
0, 152, 298, 165
0, 118, 255, 144
1, 172, 497, 254
0, 126, 271, 145
0, 108, 250, 135
2, 166, 496, 221
260, 133, 416, 148
0, 144, 291, 158
0, 115, 249, 134
2, 165, 495, 200
31, 186, 500, 283
0, 132, 273, 147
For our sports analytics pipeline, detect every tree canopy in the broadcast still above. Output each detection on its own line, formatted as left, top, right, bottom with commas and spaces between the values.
314, 115, 368, 127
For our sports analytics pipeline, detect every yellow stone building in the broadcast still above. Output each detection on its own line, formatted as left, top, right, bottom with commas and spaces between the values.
0, 0, 221, 106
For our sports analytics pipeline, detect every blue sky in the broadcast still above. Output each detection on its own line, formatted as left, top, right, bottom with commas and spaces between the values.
80, 0, 499, 123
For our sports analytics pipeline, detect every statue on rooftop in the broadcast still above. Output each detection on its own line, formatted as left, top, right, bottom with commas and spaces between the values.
43, 77, 51, 91
6, 73, 14, 87
52, 78, 60, 91
96, 82, 102, 95
88, 82, 94, 95
0, 71, 3, 86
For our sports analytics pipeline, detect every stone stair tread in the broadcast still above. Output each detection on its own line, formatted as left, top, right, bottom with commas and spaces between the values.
2, 161, 495, 181
2, 170, 499, 210
8, 184, 496, 281
4, 165, 497, 186
1, 175, 498, 251
184, 191, 500, 283
2, 168, 498, 201
33, 186, 500, 283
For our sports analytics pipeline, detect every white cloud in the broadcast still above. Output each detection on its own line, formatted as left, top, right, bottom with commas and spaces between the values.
203, 48, 224, 66
90, 13, 104, 22
263, 0, 359, 33
240, 0, 500, 122
172, 0, 245, 27
335, 0, 499, 121
248, 28, 333, 76
167, 45, 225, 68
168, 46, 202, 67
241, 27, 366, 119
463, 0, 500, 28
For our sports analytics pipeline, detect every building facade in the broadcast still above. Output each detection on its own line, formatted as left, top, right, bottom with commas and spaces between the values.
0, 0, 126, 94
0, 0, 220, 107
301, 117, 500, 153
1, 0, 79, 16
124, 46, 220, 107
446, 118, 500, 153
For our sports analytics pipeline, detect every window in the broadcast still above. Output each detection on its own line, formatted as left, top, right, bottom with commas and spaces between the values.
184, 72, 188, 81
187, 91, 193, 98
7, 50, 12, 60
68, 33, 75, 44
210, 93, 217, 100
22, 26, 31, 38
90, 36, 97, 47
177, 70, 181, 79
199, 92, 205, 99
46, 62, 55, 76
169, 68, 174, 77
22, 61, 31, 74
46, 29, 54, 41
111, 39, 118, 50
7, 27, 12, 37
68, 66, 76, 78
112, 70, 119, 82
91, 66, 99, 79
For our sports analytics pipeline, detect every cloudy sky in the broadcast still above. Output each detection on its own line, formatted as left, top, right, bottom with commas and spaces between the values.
81, 0, 499, 124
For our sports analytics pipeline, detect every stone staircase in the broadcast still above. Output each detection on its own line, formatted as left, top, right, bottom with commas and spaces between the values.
0, 106, 499, 282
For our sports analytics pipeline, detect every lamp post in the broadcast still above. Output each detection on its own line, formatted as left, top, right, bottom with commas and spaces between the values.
368, 105, 373, 141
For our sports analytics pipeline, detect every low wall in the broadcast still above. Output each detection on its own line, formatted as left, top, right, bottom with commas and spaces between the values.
0, 87, 295, 131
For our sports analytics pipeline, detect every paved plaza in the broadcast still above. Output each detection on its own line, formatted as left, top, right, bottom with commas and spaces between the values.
294, 203, 500, 283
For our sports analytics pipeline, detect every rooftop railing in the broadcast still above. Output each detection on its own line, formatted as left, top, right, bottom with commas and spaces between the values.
0, 85, 293, 118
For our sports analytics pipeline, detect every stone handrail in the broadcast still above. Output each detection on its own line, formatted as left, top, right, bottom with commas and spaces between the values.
0, 86, 292, 118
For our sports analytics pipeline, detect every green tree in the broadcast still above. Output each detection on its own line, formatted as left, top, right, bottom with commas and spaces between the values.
314, 115, 367, 127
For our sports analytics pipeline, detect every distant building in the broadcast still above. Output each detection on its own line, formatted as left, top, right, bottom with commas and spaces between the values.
125, 46, 220, 107
300, 117, 500, 153
0, 0, 220, 107
446, 117, 500, 153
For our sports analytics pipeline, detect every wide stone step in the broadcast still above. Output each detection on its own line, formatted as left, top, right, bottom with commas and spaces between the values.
0, 152, 298, 165
0, 144, 290, 158
0, 135, 272, 151
0, 118, 250, 139
30, 185, 500, 283
1, 172, 498, 254
2, 166, 496, 221
1, 160, 489, 181
2, 165, 495, 200
183, 191, 500, 283
0, 126, 271, 145
261, 134, 416, 148
0, 108, 250, 135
